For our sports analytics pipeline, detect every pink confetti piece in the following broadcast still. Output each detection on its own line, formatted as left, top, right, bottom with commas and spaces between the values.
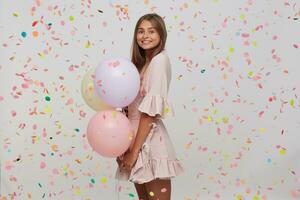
36, 0, 42, 6
258, 111, 264, 118
11, 110, 17, 117
293, 44, 298, 48
291, 190, 298, 198
42, 128, 47, 137
0, 96, 4, 101
21, 82, 30, 89
79, 110, 86, 118
65, 98, 74, 105
40, 161, 46, 169
52, 168, 59, 175
241, 33, 250, 38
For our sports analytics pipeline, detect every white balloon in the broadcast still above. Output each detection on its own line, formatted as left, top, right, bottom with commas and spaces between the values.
94, 57, 140, 108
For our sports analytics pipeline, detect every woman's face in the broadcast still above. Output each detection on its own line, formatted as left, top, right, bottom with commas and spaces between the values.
136, 20, 161, 51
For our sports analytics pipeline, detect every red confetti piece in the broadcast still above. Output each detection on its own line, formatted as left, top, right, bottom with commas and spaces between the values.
32, 20, 38, 27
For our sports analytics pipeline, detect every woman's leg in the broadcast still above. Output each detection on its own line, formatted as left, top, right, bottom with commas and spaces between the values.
134, 183, 149, 200
144, 178, 171, 200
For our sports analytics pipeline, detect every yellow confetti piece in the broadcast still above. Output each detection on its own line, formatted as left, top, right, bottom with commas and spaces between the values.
101, 177, 107, 183
128, 132, 133, 140
63, 165, 69, 171
229, 47, 235, 53
149, 191, 154, 197
44, 106, 52, 113
74, 187, 81, 195
253, 195, 260, 200
69, 16, 74, 21
248, 71, 254, 77
279, 148, 286, 155
38, 53, 45, 58
12, 12, 18, 17
207, 116, 213, 122
240, 14, 245, 20
290, 99, 295, 107
252, 41, 257, 47
236, 194, 244, 200
85, 41, 91, 48
163, 107, 170, 114
259, 127, 266, 134
55, 122, 62, 129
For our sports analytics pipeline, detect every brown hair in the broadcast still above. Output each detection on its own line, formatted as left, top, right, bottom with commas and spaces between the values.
131, 13, 167, 72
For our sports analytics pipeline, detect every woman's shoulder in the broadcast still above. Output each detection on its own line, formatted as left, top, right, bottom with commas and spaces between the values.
151, 50, 170, 66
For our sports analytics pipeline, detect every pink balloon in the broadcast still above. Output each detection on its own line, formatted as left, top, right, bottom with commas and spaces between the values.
87, 110, 135, 158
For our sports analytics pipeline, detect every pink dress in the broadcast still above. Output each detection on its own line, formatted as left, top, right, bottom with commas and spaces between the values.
115, 50, 184, 184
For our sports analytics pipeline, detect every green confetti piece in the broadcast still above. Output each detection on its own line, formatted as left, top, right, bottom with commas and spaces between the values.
91, 178, 95, 184
21, 32, 27, 38
45, 96, 51, 101
128, 193, 135, 198
12, 12, 18, 17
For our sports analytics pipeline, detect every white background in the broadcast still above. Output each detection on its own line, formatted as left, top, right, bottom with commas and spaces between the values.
1, 0, 300, 199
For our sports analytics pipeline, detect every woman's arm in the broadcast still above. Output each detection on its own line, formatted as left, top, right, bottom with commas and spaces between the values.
130, 112, 157, 156
119, 112, 157, 170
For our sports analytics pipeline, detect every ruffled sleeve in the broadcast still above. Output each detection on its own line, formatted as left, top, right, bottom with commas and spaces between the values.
138, 52, 174, 118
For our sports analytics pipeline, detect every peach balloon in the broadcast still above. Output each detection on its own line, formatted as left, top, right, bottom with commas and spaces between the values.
81, 68, 115, 111
87, 110, 134, 158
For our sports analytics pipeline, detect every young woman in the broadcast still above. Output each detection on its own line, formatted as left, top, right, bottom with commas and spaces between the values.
115, 13, 184, 200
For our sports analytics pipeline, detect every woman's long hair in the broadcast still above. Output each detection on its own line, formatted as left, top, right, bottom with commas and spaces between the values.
131, 13, 167, 72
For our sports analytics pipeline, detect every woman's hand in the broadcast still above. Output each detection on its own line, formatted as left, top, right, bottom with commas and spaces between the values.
121, 149, 139, 171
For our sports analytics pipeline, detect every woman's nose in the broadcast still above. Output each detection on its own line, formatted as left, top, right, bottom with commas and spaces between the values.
143, 32, 149, 38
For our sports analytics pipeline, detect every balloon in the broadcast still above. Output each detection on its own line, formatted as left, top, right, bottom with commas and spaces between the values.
87, 110, 135, 158
81, 68, 115, 111
94, 57, 140, 108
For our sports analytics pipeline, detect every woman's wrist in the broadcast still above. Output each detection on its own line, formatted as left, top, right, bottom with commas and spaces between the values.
131, 148, 140, 156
